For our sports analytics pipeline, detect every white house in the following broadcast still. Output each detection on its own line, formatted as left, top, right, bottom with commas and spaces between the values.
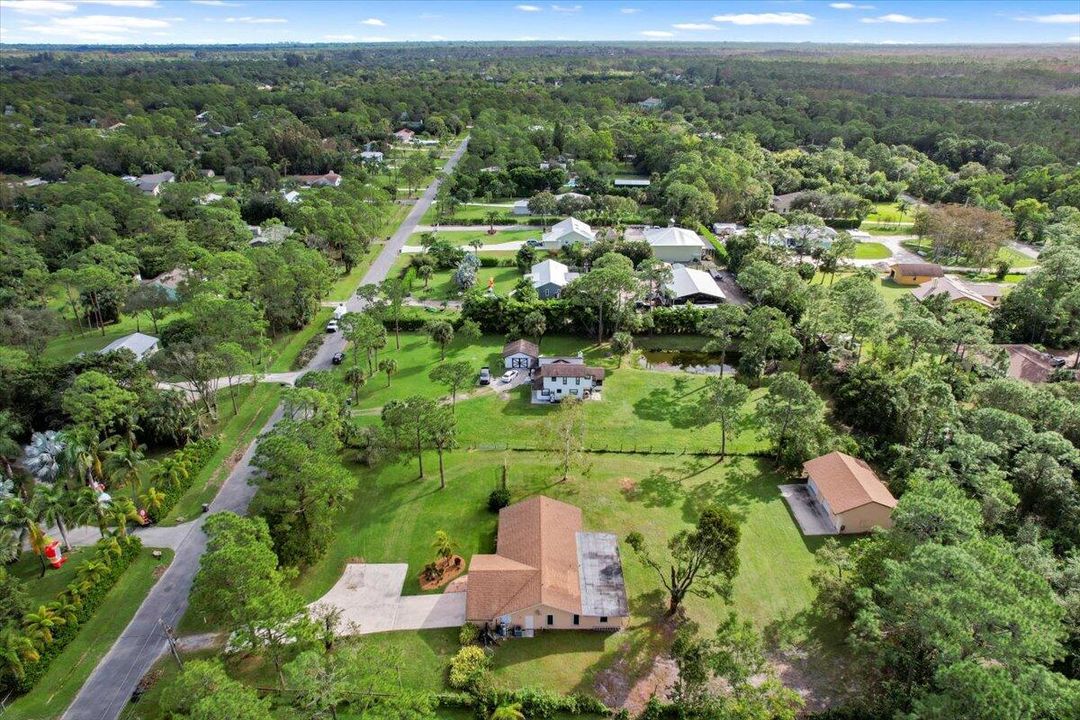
282, 190, 301, 204
359, 150, 384, 163
528, 259, 578, 299
512, 199, 531, 216
98, 333, 159, 362
291, 172, 342, 188
532, 363, 604, 403
644, 227, 707, 264
541, 217, 595, 250
666, 266, 726, 306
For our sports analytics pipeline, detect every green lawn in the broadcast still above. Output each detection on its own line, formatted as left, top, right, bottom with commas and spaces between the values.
421, 201, 539, 225
5, 549, 174, 720
863, 201, 917, 225
901, 239, 1037, 269
850, 242, 892, 260
391, 254, 521, 301
410, 228, 539, 247
11, 544, 96, 607
41, 309, 183, 364
327, 242, 384, 301
161, 383, 283, 525
266, 308, 333, 372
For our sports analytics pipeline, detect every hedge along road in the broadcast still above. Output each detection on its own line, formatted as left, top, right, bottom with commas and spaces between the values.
60, 137, 469, 720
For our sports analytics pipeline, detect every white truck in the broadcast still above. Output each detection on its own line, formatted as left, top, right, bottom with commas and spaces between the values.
333, 304, 348, 320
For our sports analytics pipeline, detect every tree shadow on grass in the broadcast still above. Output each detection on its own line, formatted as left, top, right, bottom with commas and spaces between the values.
622, 467, 682, 508
632, 386, 705, 429
681, 457, 771, 523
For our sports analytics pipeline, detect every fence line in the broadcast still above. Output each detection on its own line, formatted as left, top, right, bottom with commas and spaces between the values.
468, 443, 770, 458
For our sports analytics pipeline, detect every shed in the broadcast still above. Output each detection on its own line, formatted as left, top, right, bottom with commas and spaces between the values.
802, 452, 896, 534
503, 339, 540, 369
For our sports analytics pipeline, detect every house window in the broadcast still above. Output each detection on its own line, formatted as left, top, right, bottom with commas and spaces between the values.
600, 616, 608, 623
573, 614, 579, 625
546, 614, 554, 626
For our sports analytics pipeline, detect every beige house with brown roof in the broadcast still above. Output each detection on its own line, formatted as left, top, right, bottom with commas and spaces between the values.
803, 452, 897, 534
465, 496, 628, 634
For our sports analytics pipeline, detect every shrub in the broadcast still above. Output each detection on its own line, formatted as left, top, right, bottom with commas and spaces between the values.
146, 436, 220, 523
458, 622, 480, 646
2, 535, 142, 695
479, 256, 501, 268
291, 331, 326, 371
448, 645, 490, 690
488, 487, 511, 512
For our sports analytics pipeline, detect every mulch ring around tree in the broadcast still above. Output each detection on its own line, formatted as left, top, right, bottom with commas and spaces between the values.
418, 555, 465, 590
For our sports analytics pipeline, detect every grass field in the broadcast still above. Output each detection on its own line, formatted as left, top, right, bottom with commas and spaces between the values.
410, 228, 539, 247
851, 242, 892, 260
420, 200, 540, 225
161, 383, 284, 525
11, 543, 95, 606
5, 549, 174, 720
391, 253, 521, 301
901, 239, 1037, 269
266, 308, 333, 372
863, 201, 916, 226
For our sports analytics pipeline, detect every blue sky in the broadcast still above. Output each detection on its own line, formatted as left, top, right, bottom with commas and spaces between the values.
0, 1, 1078, 45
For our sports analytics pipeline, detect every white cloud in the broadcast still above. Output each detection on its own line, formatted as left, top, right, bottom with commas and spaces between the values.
429, 34, 447, 40
23, 12, 169, 41
323, 33, 355, 41
1013, 13, 1080, 24
619, 7, 639, 13
861, 13, 944, 24
1070, 35, 1080, 42
829, 3, 874, 9
515, 4, 541, 11
640, 30, 674, 37
222, 15, 284, 23
673, 23, 717, 30
711, 12, 814, 26
0, 1, 78, 14
551, 4, 580, 12
360, 17, 385, 26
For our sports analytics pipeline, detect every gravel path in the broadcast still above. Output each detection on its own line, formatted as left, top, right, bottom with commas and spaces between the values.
61, 138, 470, 720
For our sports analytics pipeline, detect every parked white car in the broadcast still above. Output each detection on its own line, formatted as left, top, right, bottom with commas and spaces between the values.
501, 369, 518, 383
325, 319, 339, 333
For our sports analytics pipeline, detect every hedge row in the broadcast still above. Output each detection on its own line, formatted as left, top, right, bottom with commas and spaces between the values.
435, 687, 608, 718
442, 215, 530, 226
291, 332, 327, 371
146, 436, 221, 523
2, 534, 143, 694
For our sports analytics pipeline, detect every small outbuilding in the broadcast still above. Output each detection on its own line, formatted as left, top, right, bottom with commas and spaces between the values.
889, 262, 944, 286
541, 217, 596, 250
666, 266, 726, 306
503, 339, 540, 369
98, 332, 159, 362
644, 227, 707, 264
802, 452, 896, 534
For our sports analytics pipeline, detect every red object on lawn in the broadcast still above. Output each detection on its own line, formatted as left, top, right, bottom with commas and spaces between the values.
44, 540, 67, 569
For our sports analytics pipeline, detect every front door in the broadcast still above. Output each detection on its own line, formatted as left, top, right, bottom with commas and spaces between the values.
524, 614, 534, 637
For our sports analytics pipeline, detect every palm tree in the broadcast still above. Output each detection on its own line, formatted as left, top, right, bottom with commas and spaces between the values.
432, 530, 456, 562
71, 487, 110, 538
104, 438, 145, 504
0, 410, 23, 478
154, 451, 190, 491
106, 497, 143, 537
345, 364, 367, 402
485, 210, 500, 234
0, 626, 40, 681
76, 558, 110, 586
32, 483, 73, 552
469, 238, 483, 258
23, 429, 64, 487
140, 486, 166, 517
22, 604, 69, 649
0, 497, 49, 576
59, 428, 102, 488
417, 264, 434, 289
490, 703, 526, 720
379, 358, 398, 387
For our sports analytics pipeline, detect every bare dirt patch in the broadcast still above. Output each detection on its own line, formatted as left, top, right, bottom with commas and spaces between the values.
618, 477, 637, 493
418, 555, 465, 591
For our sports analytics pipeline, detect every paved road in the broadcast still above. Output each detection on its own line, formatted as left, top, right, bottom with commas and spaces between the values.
157, 371, 302, 397
415, 223, 541, 232
61, 137, 469, 720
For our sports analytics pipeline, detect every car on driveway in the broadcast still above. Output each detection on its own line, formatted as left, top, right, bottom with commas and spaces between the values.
479, 367, 491, 385
526, 238, 543, 248
501, 369, 518, 383
332, 351, 345, 365
325, 319, 339, 333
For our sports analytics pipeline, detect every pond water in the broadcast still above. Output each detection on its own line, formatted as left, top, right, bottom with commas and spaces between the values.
638, 349, 738, 376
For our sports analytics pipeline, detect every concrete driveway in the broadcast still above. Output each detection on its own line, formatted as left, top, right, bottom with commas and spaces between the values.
310, 563, 466, 635
778, 484, 837, 536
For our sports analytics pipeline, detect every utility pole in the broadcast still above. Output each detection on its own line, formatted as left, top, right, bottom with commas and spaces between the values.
159, 618, 183, 669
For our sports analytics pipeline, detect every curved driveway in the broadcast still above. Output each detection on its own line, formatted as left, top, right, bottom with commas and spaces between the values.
61, 138, 469, 720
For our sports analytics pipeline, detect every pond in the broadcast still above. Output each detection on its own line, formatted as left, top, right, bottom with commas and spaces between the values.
638, 349, 738, 376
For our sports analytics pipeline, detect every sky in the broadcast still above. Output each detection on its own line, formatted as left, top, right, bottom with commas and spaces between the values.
0, 0, 1078, 46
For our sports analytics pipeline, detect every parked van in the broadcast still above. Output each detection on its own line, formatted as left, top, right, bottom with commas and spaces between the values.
333, 304, 348, 320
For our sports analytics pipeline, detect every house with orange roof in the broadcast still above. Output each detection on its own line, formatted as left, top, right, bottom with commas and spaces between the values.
802, 451, 897, 534
465, 496, 628, 634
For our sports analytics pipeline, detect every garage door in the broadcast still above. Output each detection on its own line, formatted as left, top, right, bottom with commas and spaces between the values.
511, 356, 531, 368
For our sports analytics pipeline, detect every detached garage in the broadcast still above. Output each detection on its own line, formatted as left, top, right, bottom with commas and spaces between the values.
802, 452, 896, 534
503, 339, 539, 369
